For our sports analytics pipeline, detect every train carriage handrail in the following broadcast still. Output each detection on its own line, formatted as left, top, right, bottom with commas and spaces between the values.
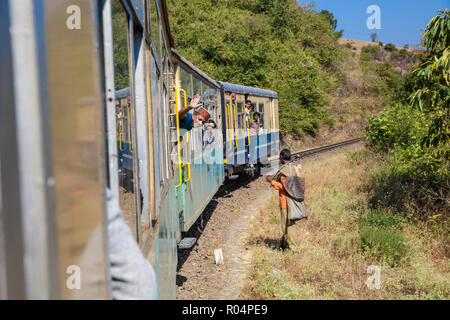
225, 104, 233, 151
127, 107, 132, 151
180, 88, 191, 183
173, 85, 183, 188
233, 102, 238, 150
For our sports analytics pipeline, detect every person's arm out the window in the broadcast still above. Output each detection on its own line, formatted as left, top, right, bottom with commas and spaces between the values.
179, 94, 201, 121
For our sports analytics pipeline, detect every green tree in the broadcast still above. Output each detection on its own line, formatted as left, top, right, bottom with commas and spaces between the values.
319, 9, 343, 38
371, 32, 378, 42
319, 9, 337, 30
409, 9, 449, 150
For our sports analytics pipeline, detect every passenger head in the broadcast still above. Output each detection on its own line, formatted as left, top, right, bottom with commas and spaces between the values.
280, 149, 291, 164
193, 108, 210, 127
245, 100, 252, 110
253, 112, 260, 120
205, 119, 216, 130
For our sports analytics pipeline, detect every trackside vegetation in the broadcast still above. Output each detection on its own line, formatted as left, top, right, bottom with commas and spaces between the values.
365, 10, 449, 227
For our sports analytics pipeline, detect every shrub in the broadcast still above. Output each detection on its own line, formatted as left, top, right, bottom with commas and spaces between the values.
368, 145, 449, 220
384, 43, 397, 51
360, 211, 407, 229
360, 44, 382, 62
365, 103, 427, 152
360, 226, 406, 267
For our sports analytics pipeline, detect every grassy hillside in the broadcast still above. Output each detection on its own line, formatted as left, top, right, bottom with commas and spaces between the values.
243, 147, 449, 299
167, 0, 343, 139
167, 0, 420, 147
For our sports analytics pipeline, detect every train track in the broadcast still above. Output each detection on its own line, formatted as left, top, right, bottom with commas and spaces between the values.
290, 137, 364, 162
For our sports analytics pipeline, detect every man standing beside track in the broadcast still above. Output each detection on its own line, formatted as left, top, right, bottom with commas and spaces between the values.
265, 149, 304, 250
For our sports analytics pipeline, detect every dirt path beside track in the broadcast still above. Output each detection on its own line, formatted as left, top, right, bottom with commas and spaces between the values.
176, 174, 270, 300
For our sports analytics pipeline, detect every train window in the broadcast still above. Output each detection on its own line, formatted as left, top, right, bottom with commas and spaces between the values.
236, 101, 244, 131
112, 2, 130, 90
258, 102, 264, 113
162, 84, 171, 179
273, 99, 279, 130
193, 77, 201, 96
150, 0, 161, 61
112, 0, 140, 241
179, 67, 193, 97
257, 102, 265, 129
150, 54, 164, 215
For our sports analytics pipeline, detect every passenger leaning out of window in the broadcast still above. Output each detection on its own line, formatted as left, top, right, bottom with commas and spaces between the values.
245, 100, 258, 136
179, 94, 210, 132
253, 112, 263, 132
203, 119, 216, 147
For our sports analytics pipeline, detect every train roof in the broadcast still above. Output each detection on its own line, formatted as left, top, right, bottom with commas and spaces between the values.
218, 81, 278, 99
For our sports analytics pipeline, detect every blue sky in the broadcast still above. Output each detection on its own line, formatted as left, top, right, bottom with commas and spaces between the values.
304, 0, 449, 47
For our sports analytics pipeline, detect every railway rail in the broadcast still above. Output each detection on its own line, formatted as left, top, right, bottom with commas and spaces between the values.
290, 137, 365, 162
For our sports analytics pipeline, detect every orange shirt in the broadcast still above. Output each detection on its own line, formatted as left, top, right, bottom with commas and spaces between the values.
271, 180, 287, 209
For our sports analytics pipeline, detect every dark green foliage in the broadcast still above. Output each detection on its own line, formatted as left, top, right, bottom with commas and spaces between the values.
375, 62, 402, 90
358, 209, 408, 267
365, 102, 448, 218
319, 9, 343, 38
167, 0, 344, 137
112, 1, 129, 90
366, 103, 427, 152
360, 225, 406, 267
365, 11, 450, 227
319, 9, 337, 30
409, 9, 449, 150
371, 33, 378, 42
368, 147, 449, 220
384, 43, 397, 52
361, 211, 407, 229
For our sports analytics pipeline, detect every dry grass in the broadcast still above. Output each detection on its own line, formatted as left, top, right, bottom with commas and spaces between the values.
241, 145, 450, 299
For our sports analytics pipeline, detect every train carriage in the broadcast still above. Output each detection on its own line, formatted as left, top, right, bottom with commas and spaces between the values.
219, 82, 280, 177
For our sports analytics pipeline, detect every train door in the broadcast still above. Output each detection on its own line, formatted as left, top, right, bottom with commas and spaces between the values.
271, 98, 280, 159
264, 98, 274, 159
224, 94, 235, 166
235, 96, 246, 165
254, 97, 268, 164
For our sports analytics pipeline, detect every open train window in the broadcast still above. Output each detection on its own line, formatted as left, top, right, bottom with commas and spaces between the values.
236, 101, 244, 130
112, 0, 141, 242
150, 0, 160, 63
257, 102, 265, 130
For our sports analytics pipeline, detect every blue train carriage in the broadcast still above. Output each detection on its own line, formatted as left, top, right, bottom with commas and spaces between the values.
115, 88, 133, 173
107, 1, 224, 300
170, 49, 225, 239
218, 82, 280, 177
